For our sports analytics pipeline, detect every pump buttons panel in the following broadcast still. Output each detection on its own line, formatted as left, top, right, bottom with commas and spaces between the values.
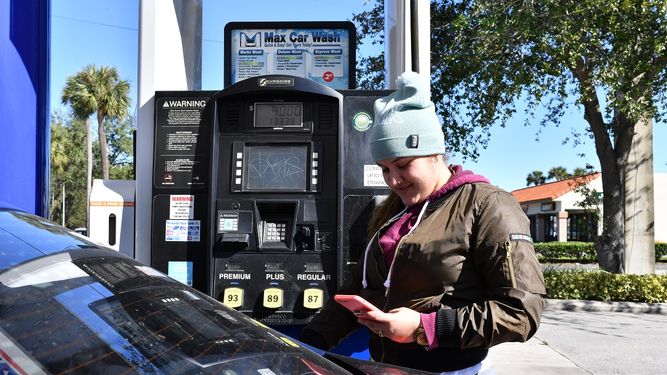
263, 287, 283, 309
303, 288, 323, 309
223, 287, 244, 308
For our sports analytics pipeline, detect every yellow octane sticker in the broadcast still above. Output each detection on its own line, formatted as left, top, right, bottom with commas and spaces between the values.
222, 287, 243, 308
263, 287, 283, 309
303, 288, 323, 309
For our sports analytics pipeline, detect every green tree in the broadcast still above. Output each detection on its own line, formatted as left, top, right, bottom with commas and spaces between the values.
50, 112, 87, 228
526, 170, 547, 186
354, 0, 666, 273
93, 115, 135, 180
61, 64, 131, 228
61, 64, 131, 179
547, 166, 570, 181
525, 165, 596, 185
572, 167, 589, 177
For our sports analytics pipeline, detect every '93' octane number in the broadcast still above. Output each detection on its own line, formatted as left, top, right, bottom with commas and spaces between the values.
223, 287, 243, 308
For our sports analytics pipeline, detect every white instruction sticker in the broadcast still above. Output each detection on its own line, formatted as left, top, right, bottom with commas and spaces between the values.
364, 165, 388, 187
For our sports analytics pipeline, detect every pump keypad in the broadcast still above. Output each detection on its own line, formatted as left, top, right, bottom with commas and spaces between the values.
264, 222, 286, 242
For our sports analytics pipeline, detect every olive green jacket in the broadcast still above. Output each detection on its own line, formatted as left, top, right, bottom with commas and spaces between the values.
300, 183, 546, 372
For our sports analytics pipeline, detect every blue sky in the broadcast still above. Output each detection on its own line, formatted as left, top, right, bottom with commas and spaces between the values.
50, 0, 667, 192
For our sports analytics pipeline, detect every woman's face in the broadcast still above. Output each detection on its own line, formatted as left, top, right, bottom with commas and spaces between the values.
377, 155, 448, 206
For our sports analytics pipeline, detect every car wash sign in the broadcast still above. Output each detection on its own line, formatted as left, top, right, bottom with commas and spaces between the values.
225, 21, 356, 89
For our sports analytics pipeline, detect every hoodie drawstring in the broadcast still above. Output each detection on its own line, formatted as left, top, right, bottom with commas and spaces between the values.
361, 200, 430, 292
361, 207, 406, 289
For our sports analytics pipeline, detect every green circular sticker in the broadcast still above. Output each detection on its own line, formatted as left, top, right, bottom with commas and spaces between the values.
352, 111, 373, 132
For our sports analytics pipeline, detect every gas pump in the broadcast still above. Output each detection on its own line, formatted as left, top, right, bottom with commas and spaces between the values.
211, 75, 342, 325
148, 22, 391, 328
208, 76, 392, 326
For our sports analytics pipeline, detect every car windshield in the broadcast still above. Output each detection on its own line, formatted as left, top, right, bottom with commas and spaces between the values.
0, 250, 345, 374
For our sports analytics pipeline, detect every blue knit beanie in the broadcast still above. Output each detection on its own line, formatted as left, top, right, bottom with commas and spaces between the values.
370, 71, 446, 162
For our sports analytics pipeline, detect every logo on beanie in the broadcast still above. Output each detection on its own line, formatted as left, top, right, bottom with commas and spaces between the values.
408, 134, 419, 148
377, 110, 405, 126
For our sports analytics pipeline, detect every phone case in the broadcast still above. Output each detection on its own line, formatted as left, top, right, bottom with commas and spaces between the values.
333, 294, 380, 315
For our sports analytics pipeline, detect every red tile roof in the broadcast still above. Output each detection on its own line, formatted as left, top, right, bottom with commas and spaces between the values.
511, 173, 600, 203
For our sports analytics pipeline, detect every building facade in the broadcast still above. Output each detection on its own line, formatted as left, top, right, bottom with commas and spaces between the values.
511, 173, 666, 243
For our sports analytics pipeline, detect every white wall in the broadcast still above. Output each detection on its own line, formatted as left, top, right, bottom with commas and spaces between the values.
558, 177, 603, 211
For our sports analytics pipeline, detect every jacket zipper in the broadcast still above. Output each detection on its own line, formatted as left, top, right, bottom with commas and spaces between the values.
505, 240, 517, 288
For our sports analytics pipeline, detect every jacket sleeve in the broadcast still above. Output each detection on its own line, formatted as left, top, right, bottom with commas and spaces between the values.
298, 256, 365, 350
436, 190, 546, 349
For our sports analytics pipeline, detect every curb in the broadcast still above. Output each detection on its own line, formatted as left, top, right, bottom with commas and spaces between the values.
545, 298, 667, 314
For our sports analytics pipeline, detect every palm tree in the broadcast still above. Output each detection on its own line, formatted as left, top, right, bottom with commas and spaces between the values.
547, 166, 570, 181
61, 64, 131, 229
526, 170, 547, 186
62, 65, 131, 180
572, 167, 588, 177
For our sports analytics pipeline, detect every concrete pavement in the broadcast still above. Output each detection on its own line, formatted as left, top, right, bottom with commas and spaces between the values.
487, 299, 667, 374
488, 337, 589, 374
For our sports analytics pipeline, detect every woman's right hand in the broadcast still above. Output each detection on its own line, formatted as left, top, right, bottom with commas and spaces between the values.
357, 307, 421, 344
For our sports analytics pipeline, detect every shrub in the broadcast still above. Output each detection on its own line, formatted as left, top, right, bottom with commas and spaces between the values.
543, 269, 667, 303
657, 242, 667, 260
536, 241, 666, 262
534, 241, 596, 262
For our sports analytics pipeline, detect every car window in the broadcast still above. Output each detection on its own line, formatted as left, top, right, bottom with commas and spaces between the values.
0, 227, 46, 270
0, 210, 99, 268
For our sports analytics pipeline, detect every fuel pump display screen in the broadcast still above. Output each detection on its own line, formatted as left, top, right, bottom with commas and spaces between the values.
244, 145, 308, 191
254, 102, 303, 127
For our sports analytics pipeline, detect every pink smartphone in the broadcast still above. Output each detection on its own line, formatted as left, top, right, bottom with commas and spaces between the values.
334, 294, 380, 316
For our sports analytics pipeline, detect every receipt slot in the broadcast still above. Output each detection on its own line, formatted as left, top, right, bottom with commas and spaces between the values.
211, 75, 342, 325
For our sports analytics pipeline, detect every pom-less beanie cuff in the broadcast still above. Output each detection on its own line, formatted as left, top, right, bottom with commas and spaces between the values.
371, 71, 446, 162
370, 132, 446, 162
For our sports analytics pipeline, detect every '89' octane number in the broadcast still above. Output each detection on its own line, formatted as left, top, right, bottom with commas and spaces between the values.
263, 288, 283, 309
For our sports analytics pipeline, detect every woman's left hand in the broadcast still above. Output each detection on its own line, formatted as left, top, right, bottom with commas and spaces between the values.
357, 307, 421, 343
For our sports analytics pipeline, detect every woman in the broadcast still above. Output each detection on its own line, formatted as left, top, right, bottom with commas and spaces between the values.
299, 72, 545, 374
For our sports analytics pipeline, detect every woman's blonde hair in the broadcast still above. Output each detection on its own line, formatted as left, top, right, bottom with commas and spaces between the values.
367, 191, 403, 238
